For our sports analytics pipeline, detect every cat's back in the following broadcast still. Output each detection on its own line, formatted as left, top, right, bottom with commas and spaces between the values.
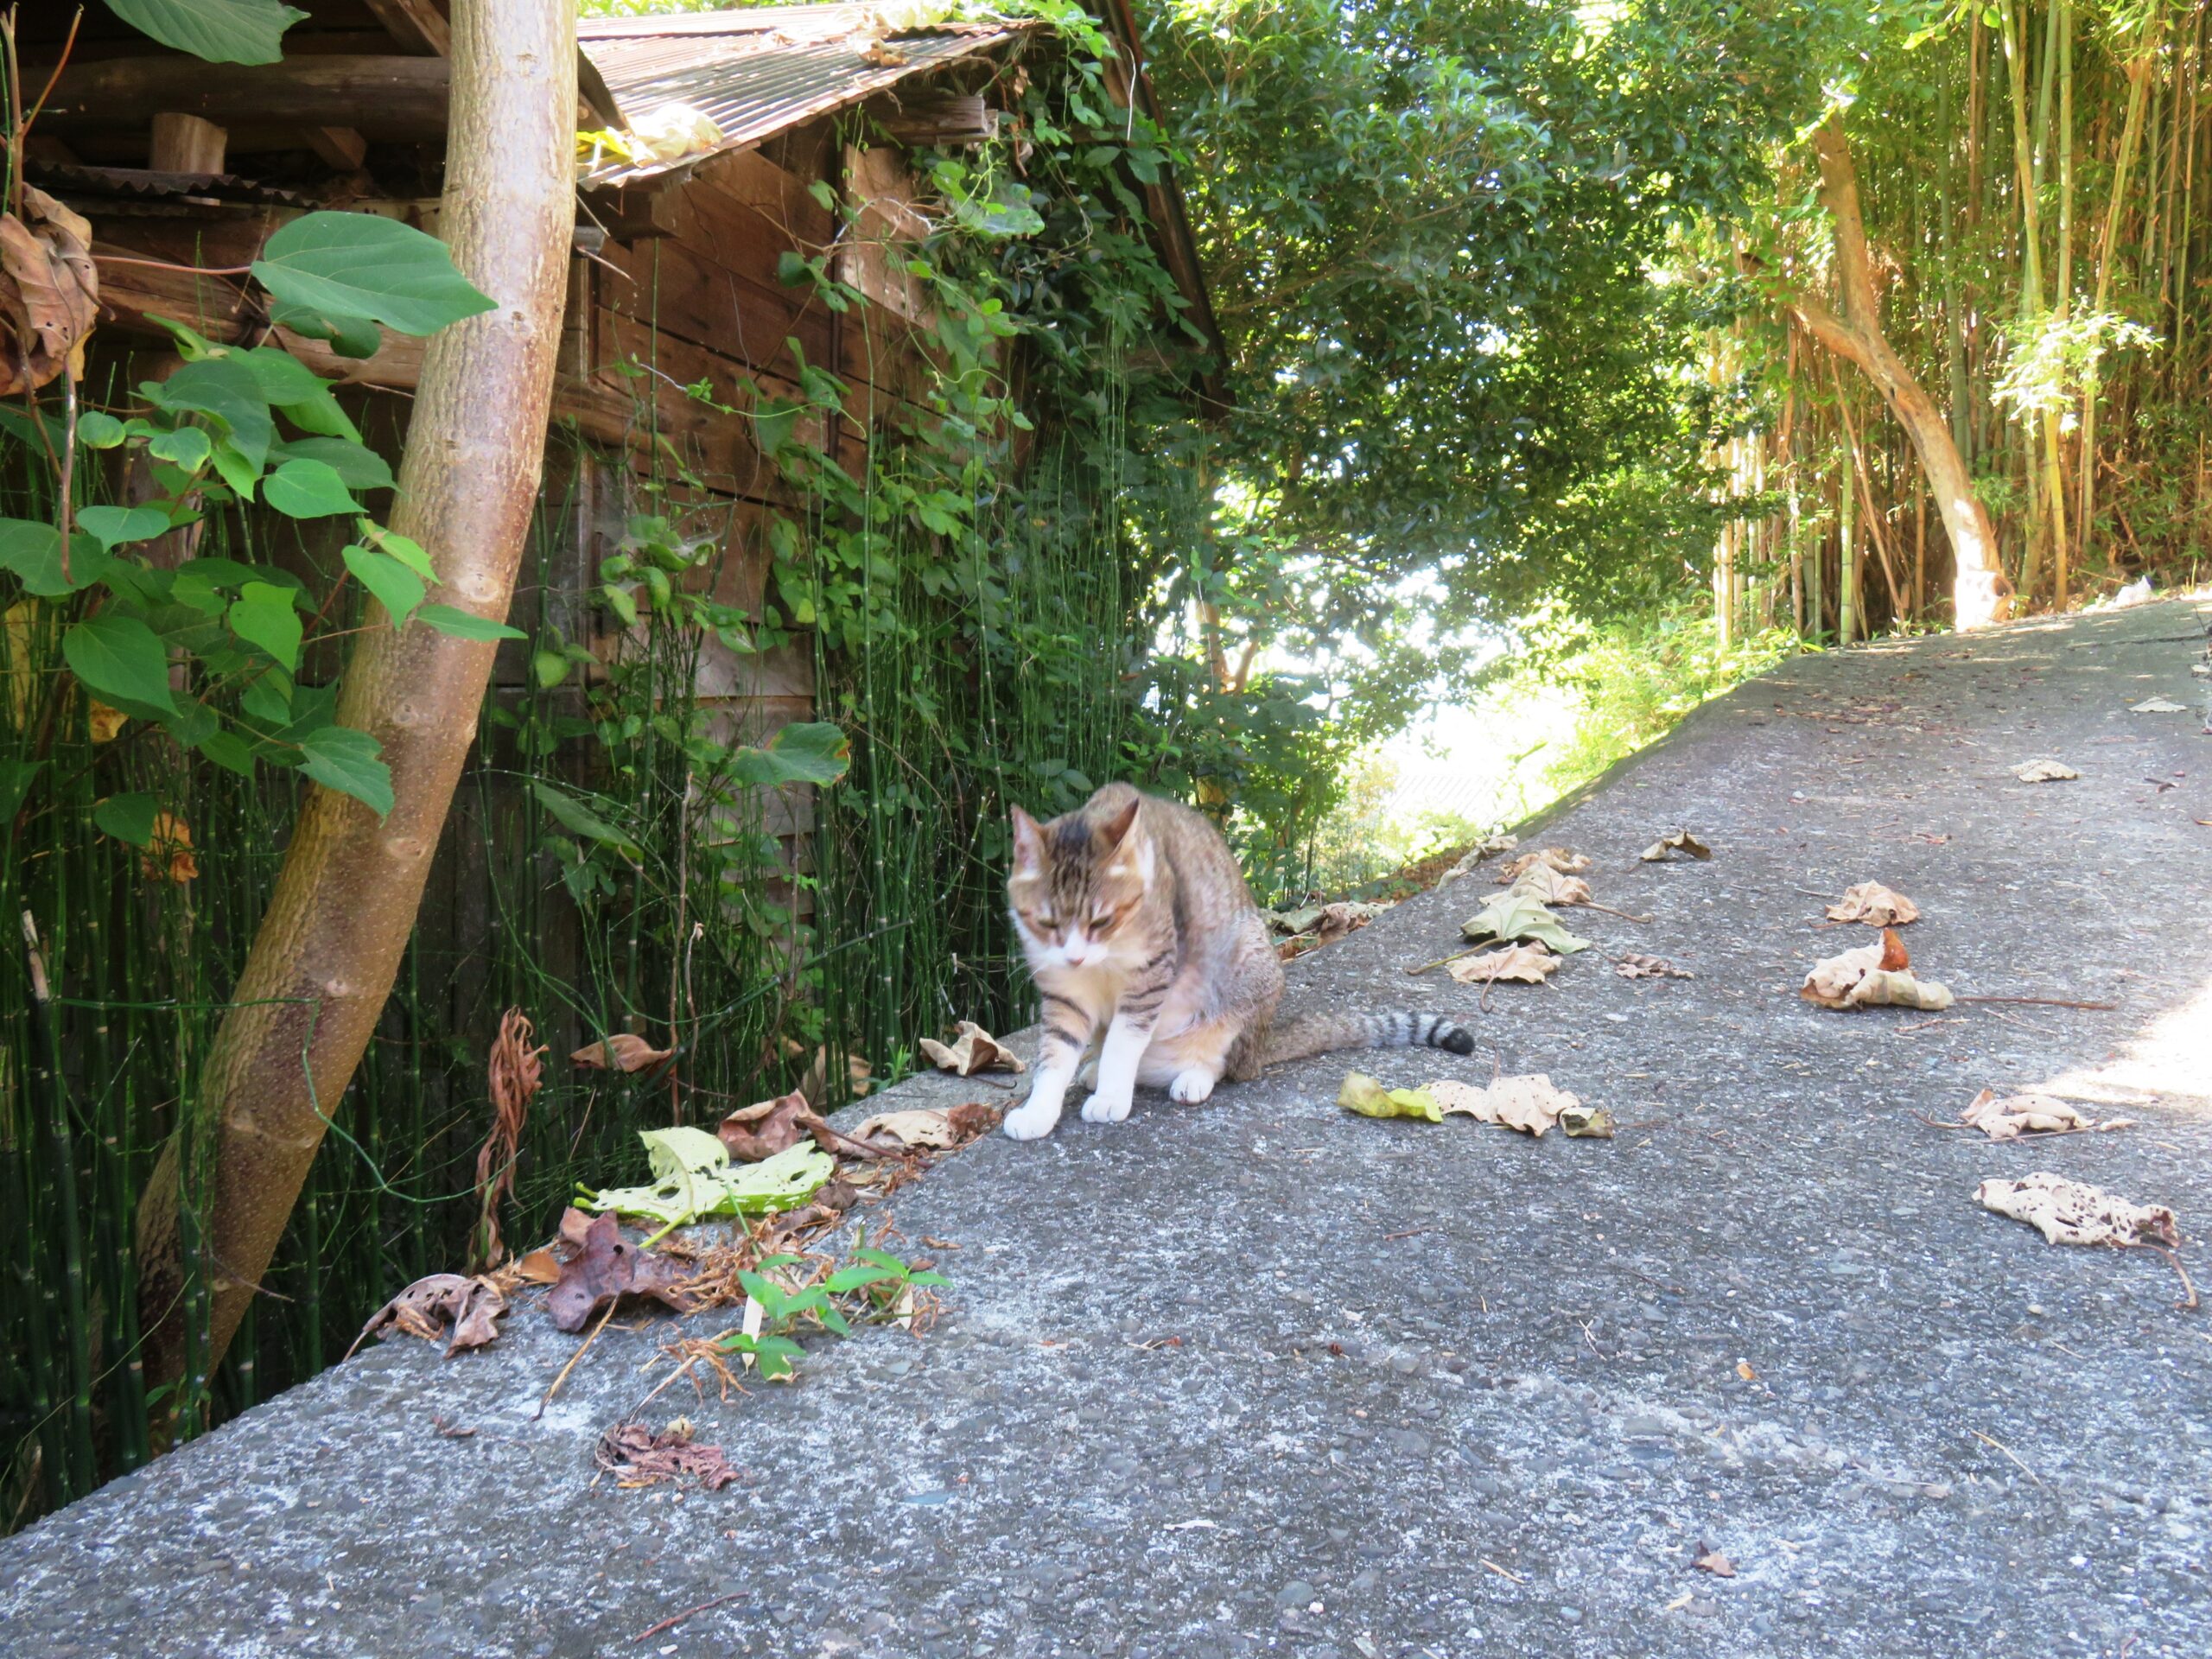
1135, 790, 1252, 894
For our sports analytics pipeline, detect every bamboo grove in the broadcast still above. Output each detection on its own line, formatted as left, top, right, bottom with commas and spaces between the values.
1713, 2, 2212, 643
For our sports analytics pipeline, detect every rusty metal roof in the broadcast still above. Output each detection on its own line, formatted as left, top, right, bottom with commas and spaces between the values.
577, 3, 1034, 187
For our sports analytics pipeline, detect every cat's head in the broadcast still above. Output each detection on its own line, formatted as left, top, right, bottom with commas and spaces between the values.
1007, 788, 1151, 970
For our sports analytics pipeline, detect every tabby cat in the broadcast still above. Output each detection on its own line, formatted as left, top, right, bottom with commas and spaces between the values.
1001, 782, 1475, 1140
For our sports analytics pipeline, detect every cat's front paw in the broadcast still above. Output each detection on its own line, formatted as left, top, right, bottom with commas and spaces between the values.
1080, 1088, 1133, 1124
1002, 1096, 1064, 1141
1167, 1067, 1217, 1104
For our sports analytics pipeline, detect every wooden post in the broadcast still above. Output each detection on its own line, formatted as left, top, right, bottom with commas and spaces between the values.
149, 112, 226, 175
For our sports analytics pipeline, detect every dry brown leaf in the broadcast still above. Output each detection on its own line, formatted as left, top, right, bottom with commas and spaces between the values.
558, 1205, 595, 1249
546, 1211, 693, 1332
718, 1087, 890, 1163
1957, 1089, 2127, 1141
1427, 1074, 1582, 1137
1800, 928, 1952, 1010
1497, 845, 1592, 881
572, 1033, 673, 1072
917, 1020, 1027, 1077
1615, 954, 1692, 980
1446, 942, 1560, 984
514, 1247, 563, 1285
853, 1108, 962, 1149
474, 1007, 548, 1269
140, 812, 197, 885
1693, 1543, 1737, 1579
2013, 759, 2079, 783
0, 187, 99, 396
86, 702, 127, 744
1506, 864, 1594, 906
594, 1421, 740, 1491
1825, 881, 1920, 926
1439, 834, 1518, 885
1640, 830, 1711, 862
351, 1271, 509, 1357
1975, 1172, 2178, 1249
1560, 1104, 1616, 1138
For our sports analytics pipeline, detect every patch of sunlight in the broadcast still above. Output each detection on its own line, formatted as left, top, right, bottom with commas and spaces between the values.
2033, 973, 2212, 1110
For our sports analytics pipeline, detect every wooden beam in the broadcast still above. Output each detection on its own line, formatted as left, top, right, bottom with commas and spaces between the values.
41, 57, 449, 142
361, 0, 450, 56
868, 92, 996, 148
149, 112, 226, 175
302, 126, 369, 170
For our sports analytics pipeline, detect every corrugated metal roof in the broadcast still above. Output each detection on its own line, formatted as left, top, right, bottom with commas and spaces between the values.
578, 3, 1033, 187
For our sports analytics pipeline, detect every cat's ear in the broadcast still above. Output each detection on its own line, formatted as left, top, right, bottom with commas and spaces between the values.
1009, 805, 1045, 872
1097, 794, 1141, 850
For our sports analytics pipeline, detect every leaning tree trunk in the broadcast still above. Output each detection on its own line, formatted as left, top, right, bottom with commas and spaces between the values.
1786, 115, 2013, 631
134, 0, 575, 1398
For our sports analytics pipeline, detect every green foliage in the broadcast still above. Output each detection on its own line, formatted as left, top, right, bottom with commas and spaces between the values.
251, 213, 498, 343
105, 0, 306, 65
717, 1243, 947, 1380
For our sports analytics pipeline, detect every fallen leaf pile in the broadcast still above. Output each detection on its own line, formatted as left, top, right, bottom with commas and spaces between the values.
1801, 928, 1953, 1010
918, 1020, 1027, 1077
2013, 759, 2079, 783
594, 1420, 741, 1491
719, 1088, 890, 1163
1640, 830, 1711, 862
1976, 1173, 2179, 1249
1825, 881, 1919, 926
1960, 1090, 2134, 1141
1269, 900, 1389, 958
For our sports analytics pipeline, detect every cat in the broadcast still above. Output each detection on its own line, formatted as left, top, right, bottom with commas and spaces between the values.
1001, 781, 1475, 1141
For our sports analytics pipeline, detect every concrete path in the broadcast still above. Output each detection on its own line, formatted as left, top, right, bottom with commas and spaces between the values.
6, 599, 2211, 1659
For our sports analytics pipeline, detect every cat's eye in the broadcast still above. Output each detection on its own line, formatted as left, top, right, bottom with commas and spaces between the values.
1090, 912, 1116, 931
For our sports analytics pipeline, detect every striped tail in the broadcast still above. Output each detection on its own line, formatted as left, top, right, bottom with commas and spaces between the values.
1261, 1009, 1476, 1068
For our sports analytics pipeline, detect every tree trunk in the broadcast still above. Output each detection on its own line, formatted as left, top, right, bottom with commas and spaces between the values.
134, 0, 575, 1399
1781, 115, 2013, 629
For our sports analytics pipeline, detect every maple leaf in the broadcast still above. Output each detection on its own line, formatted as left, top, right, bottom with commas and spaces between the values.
1505, 863, 1594, 906
1461, 892, 1590, 953
1447, 942, 1560, 984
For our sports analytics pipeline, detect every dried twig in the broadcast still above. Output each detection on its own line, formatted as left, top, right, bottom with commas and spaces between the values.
1957, 995, 2116, 1010
1968, 1428, 2044, 1488
2119, 1243, 2199, 1311
632, 1592, 747, 1643
535, 1299, 619, 1421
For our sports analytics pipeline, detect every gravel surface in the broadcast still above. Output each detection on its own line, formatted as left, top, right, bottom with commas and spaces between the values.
5, 596, 2210, 1658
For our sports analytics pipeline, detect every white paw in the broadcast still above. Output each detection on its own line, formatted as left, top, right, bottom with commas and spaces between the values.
1168, 1068, 1217, 1104
1081, 1089, 1133, 1124
1002, 1097, 1064, 1141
